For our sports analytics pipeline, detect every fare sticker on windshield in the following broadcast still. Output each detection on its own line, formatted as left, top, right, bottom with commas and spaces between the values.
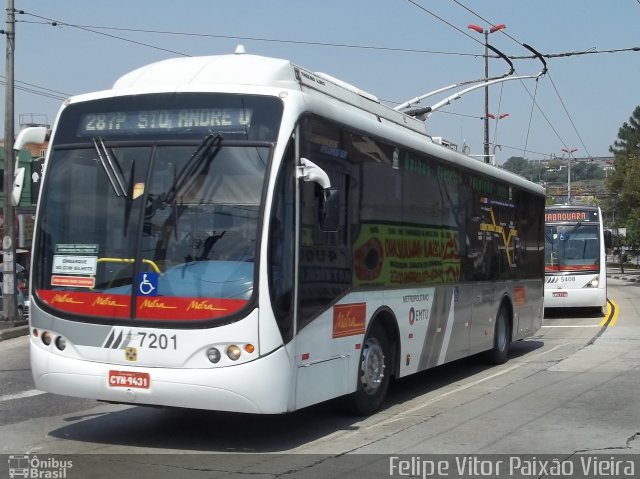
51, 275, 96, 288
55, 244, 99, 255
53, 255, 98, 276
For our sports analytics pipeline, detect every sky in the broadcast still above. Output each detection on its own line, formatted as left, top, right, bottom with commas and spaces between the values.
2, 0, 639, 163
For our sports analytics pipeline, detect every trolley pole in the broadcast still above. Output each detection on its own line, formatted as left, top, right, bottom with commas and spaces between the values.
2, 0, 18, 323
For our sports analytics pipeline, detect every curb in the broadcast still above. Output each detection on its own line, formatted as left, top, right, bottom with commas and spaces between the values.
0, 324, 29, 341
608, 274, 639, 282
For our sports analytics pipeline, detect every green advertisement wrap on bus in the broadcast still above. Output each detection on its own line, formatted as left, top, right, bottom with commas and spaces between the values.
353, 223, 461, 287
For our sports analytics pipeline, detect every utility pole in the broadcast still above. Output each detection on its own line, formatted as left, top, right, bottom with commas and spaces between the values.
482, 29, 489, 163
468, 23, 506, 164
2, 0, 18, 323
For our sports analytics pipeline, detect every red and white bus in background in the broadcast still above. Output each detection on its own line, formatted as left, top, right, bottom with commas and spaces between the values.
544, 205, 612, 312
26, 48, 545, 415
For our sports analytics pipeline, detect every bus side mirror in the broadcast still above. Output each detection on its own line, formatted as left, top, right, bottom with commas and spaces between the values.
11, 126, 48, 206
320, 188, 340, 232
297, 158, 340, 231
604, 230, 613, 249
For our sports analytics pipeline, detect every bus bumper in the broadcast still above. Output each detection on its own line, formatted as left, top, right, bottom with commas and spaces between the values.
544, 288, 607, 309
31, 339, 293, 414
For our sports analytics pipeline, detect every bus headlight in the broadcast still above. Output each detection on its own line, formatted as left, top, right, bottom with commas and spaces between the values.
206, 347, 221, 364
585, 275, 599, 288
55, 336, 67, 351
227, 345, 242, 361
41, 331, 52, 346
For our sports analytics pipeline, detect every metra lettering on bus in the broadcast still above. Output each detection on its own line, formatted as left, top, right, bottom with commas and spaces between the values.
186, 300, 226, 312
92, 296, 128, 308
50, 293, 84, 305
139, 298, 178, 310
37, 289, 132, 318
78, 108, 252, 135
332, 303, 366, 338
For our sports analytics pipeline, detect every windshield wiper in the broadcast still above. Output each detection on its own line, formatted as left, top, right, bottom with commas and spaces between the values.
93, 137, 128, 197
165, 133, 224, 204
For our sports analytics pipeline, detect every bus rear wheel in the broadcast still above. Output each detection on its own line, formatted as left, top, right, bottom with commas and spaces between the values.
484, 305, 510, 365
348, 323, 391, 415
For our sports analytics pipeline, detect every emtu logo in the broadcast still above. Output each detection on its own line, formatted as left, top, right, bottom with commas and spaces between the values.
103, 328, 134, 349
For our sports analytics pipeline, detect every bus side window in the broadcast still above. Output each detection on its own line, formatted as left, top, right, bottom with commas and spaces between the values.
268, 140, 295, 343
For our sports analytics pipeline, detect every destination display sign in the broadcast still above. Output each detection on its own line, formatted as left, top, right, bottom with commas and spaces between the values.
77, 108, 253, 136
544, 210, 598, 223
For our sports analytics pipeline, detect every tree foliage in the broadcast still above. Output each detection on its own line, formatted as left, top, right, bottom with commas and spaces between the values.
608, 105, 640, 240
502, 156, 604, 183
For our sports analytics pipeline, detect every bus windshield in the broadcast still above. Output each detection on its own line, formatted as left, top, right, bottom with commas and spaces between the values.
33, 93, 283, 322
545, 224, 600, 273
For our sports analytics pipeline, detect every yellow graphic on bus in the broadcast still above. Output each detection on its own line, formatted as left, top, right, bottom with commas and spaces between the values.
479, 207, 518, 267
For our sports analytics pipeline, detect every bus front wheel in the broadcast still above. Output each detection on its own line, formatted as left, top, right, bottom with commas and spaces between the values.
348, 323, 391, 415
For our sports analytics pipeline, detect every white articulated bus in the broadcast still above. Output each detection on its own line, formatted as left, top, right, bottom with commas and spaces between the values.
27, 48, 545, 415
544, 205, 612, 312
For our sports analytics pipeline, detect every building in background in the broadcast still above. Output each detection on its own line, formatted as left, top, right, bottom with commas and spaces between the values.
0, 126, 49, 291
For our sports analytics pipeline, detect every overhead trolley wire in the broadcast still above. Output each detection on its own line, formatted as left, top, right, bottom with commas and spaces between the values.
18, 12, 640, 60
446, 0, 593, 157
17, 12, 190, 57
17, 14, 481, 58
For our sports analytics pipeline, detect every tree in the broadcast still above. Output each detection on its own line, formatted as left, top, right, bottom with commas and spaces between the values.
502, 157, 530, 177
608, 106, 640, 227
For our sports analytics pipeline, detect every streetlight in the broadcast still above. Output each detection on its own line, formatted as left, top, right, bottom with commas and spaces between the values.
561, 147, 578, 204
468, 23, 506, 163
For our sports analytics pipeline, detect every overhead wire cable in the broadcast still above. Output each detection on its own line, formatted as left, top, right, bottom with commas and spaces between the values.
0, 75, 71, 97
448, 0, 586, 156
17, 12, 190, 57
17, 15, 640, 59
491, 82, 505, 148
547, 72, 592, 157
522, 78, 540, 159
404, 0, 486, 47
0, 80, 67, 101
17, 15, 481, 58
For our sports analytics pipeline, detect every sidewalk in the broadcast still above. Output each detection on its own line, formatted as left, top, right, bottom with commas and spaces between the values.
607, 267, 640, 283
0, 319, 28, 341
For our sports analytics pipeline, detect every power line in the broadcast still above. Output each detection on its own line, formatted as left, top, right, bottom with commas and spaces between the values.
17, 14, 640, 60
0, 80, 67, 101
547, 72, 592, 157
512, 46, 640, 60
18, 12, 190, 57
0, 75, 70, 97
446, 0, 594, 157
404, 0, 486, 48
17, 15, 482, 58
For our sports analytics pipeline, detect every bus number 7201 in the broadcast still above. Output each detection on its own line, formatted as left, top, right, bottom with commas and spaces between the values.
139, 332, 177, 350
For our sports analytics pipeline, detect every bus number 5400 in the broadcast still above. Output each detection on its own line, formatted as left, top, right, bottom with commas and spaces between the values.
139, 333, 177, 350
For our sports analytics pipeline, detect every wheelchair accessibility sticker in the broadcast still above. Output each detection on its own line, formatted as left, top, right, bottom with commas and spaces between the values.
137, 272, 158, 296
